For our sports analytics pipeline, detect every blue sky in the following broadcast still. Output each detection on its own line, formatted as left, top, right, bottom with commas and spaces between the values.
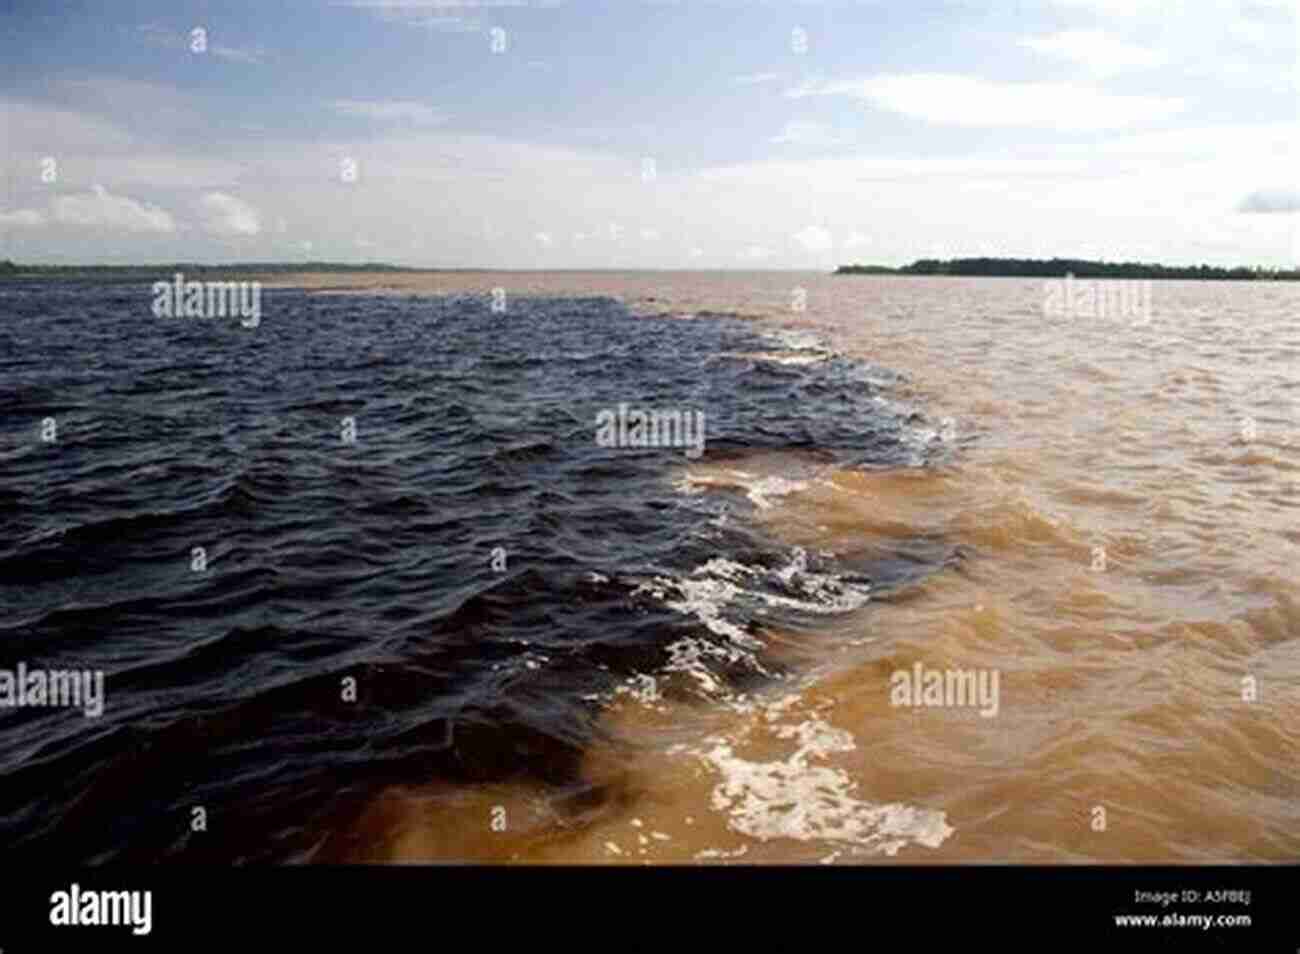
2, 0, 1297, 267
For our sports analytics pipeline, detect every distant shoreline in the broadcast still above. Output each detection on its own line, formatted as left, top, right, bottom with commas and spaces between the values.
0, 261, 439, 281
835, 257, 1300, 281
3, 258, 1298, 282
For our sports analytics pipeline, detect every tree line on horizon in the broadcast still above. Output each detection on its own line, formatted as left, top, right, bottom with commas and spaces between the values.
0, 260, 426, 277
835, 257, 1300, 280
3, 257, 1298, 281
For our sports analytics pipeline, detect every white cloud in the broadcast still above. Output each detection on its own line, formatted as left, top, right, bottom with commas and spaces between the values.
52, 185, 175, 232
134, 23, 190, 52
732, 72, 782, 86
787, 73, 1184, 131
330, 100, 447, 125
6, 63, 1288, 269
0, 209, 46, 227
739, 245, 774, 260
2, 98, 135, 152
197, 192, 261, 236
137, 24, 266, 62
792, 225, 833, 253
75, 154, 244, 189
1238, 189, 1300, 214
770, 120, 845, 148
336, 1, 533, 33
1047, 0, 1167, 16
1019, 30, 1168, 73
535, 231, 553, 246
212, 45, 266, 64
698, 156, 1088, 187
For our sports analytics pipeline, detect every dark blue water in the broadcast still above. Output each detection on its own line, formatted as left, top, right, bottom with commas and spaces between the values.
0, 281, 949, 862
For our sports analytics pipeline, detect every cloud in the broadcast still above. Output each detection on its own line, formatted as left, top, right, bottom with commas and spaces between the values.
792, 225, 833, 253
732, 72, 782, 86
212, 45, 267, 64
330, 99, 447, 125
739, 245, 774, 260
770, 120, 845, 148
378, 14, 481, 33
786, 73, 1184, 131
2, 97, 135, 153
39, 75, 209, 143
1047, 0, 1167, 16
134, 22, 187, 51
335, 0, 541, 33
0, 209, 46, 227
639, 228, 661, 241
197, 192, 261, 236
535, 231, 553, 246
1238, 189, 1300, 214
71, 154, 245, 189
1019, 30, 1168, 73
337, 1, 538, 8
51, 185, 176, 232
698, 156, 1088, 187
137, 24, 265, 62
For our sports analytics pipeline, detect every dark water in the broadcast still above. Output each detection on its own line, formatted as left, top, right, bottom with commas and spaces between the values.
0, 281, 947, 862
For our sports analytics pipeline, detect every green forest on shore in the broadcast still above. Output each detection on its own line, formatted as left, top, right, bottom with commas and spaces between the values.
835, 258, 1300, 280
0, 260, 428, 279
3, 258, 1299, 281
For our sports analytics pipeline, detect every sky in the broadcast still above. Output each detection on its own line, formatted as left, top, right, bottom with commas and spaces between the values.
1, 0, 1297, 268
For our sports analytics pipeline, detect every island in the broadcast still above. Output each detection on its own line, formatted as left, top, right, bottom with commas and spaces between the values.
834, 258, 1300, 281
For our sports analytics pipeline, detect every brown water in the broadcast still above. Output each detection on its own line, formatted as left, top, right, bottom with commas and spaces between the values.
296, 271, 1300, 863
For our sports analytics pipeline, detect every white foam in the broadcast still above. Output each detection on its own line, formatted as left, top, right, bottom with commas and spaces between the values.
761, 353, 826, 366
717, 351, 828, 366
760, 328, 832, 354
694, 845, 749, 860
661, 636, 753, 695
636, 575, 764, 650
617, 557, 946, 859
637, 550, 870, 638
675, 465, 817, 511
744, 475, 811, 510
692, 695, 954, 857
613, 673, 667, 710
710, 548, 872, 615
625, 550, 873, 710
